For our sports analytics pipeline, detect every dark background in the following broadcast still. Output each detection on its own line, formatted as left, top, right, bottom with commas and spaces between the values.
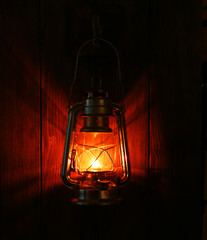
0, 0, 204, 239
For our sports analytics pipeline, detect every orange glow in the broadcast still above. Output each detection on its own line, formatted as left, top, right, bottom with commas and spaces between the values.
63, 106, 130, 190
124, 73, 148, 179
74, 143, 116, 172
71, 132, 120, 173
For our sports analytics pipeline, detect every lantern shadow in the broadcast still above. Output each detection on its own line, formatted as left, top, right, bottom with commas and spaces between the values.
41, 182, 150, 240
0, 176, 41, 239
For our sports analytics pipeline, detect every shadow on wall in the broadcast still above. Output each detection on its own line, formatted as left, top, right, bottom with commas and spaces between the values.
0, 176, 40, 240
41, 182, 149, 240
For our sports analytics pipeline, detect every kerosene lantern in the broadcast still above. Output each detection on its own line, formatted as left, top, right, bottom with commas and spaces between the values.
61, 38, 130, 205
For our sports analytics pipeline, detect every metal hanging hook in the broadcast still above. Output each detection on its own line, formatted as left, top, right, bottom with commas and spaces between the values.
92, 15, 103, 46
68, 37, 124, 109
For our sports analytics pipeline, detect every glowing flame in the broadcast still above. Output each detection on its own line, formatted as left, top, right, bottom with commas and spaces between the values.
75, 143, 115, 172
89, 159, 102, 171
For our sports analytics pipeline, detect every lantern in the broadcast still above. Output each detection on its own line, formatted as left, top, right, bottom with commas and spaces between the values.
61, 38, 130, 205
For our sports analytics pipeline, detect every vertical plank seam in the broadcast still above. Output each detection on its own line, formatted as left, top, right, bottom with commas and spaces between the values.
38, 0, 43, 238
202, 64, 207, 235
202, 0, 207, 237
147, 0, 152, 239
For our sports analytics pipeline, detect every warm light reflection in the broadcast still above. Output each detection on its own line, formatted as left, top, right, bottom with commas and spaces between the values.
124, 73, 148, 179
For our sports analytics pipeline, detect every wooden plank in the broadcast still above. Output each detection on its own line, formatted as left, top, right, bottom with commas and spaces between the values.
40, 1, 75, 238
0, 1, 41, 239
149, 0, 202, 239
41, 0, 150, 239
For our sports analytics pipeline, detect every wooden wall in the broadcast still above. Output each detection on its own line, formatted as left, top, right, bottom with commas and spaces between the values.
0, 1, 41, 238
0, 0, 202, 239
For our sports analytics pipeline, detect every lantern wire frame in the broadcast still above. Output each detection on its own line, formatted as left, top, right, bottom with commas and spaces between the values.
68, 37, 124, 109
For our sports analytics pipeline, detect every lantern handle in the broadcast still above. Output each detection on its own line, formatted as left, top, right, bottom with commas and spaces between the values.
68, 37, 124, 108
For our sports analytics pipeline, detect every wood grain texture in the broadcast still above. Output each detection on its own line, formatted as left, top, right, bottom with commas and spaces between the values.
40, 1, 72, 239
150, 0, 202, 239
0, 1, 41, 239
